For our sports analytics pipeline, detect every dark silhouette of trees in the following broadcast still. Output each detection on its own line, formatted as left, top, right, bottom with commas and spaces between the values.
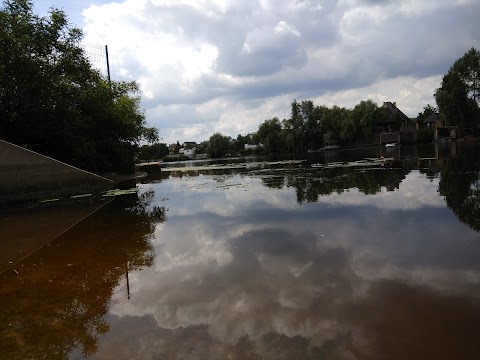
435, 48, 480, 128
0, 0, 158, 173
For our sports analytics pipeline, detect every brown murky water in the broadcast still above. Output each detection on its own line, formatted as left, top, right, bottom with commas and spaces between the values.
1, 143, 479, 359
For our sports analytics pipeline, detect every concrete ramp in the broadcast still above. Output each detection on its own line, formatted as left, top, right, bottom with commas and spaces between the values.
0, 140, 112, 204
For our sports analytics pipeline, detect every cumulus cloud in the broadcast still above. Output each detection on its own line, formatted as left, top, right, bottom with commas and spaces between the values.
75, 0, 480, 142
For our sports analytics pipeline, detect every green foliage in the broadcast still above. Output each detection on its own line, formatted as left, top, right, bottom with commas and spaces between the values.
283, 100, 320, 152
452, 47, 480, 103
435, 47, 480, 128
0, 0, 157, 173
206, 132, 230, 158
138, 142, 169, 161
345, 100, 379, 141
319, 105, 347, 143
257, 117, 283, 153
220, 99, 400, 156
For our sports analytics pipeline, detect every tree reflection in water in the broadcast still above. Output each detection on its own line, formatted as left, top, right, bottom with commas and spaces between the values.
258, 144, 480, 232
260, 164, 409, 204
439, 144, 480, 232
0, 188, 167, 360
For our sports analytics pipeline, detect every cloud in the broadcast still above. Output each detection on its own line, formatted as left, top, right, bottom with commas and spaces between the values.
78, 0, 480, 142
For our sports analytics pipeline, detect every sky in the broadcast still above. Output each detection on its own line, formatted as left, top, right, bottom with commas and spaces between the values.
33, 0, 480, 144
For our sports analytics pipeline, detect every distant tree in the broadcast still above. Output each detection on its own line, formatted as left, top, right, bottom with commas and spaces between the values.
435, 47, 480, 127
283, 100, 307, 152
319, 105, 346, 143
0, 0, 158, 173
206, 132, 230, 158
350, 101, 377, 139
257, 117, 283, 153
452, 47, 480, 102
138, 142, 169, 161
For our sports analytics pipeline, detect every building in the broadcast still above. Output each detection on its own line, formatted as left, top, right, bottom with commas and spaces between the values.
379, 102, 413, 132
244, 144, 260, 150
184, 147, 196, 159
182, 142, 197, 149
422, 113, 443, 128
378, 102, 417, 144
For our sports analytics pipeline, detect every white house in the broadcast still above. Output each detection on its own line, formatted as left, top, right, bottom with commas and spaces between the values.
184, 147, 196, 159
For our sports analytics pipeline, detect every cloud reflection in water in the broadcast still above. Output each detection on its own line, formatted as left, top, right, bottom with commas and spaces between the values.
104, 167, 480, 359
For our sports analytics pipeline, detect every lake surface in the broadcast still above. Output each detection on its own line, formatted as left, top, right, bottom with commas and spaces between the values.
1, 143, 480, 359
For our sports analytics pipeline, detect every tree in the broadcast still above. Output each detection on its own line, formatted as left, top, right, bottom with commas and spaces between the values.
435, 47, 480, 128
138, 142, 169, 161
0, 0, 158, 173
319, 105, 346, 143
257, 117, 282, 153
206, 132, 229, 158
452, 47, 480, 103
347, 100, 378, 141
283, 100, 308, 153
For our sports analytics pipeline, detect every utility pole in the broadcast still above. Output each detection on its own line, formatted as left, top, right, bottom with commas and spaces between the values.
105, 45, 111, 84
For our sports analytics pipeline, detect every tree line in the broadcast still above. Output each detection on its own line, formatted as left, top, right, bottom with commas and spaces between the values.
204, 47, 480, 158
205, 99, 397, 157
0, 0, 158, 173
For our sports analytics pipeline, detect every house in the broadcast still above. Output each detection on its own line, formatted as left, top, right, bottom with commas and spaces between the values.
184, 147, 196, 159
168, 143, 178, 155
379, 102, 413, 132
434, 126, 459, 140
378, 102, 417, 143
423, 113, 442, 128
244, 144, 262, 150
182, 142, 197, 149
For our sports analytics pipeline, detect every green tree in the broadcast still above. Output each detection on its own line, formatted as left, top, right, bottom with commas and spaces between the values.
300, 100, 322, 150
348, 100, 381, 141
206, 132, 230, 158
319, 105, 346, 143
435, 47, 480, 128
0, 0, 157, 173
283, 100, 307, 153
138, 142, 169, 161
257, 117, 283, 153
452, 47, 480, 103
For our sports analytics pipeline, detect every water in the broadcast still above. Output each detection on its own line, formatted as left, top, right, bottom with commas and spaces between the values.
1, 143, 479, 359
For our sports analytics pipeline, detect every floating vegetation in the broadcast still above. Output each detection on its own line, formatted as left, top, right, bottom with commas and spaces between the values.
71, 193, 93, 199
102, 188, 138, 197
312, 158, 395, 169
162, 160, 306, 173
39, 198, 60, 203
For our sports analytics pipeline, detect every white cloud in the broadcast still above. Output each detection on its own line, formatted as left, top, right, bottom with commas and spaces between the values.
274, 21, 301, 37
74, 0, 480, 143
